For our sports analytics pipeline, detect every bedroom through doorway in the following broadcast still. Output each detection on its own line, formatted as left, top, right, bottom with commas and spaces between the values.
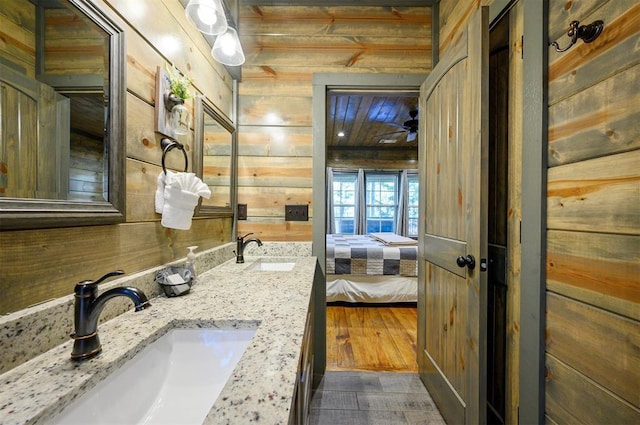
324, 85, 421, 373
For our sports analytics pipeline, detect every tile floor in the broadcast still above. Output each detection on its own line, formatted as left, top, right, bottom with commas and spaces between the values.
309, 371, 446, 425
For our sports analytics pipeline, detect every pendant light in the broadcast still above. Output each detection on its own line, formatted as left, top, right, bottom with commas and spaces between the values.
185, 0, 227, 35
211, 27, 245, 66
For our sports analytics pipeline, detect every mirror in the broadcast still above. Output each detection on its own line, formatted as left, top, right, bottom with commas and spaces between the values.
193, 96, 235, 217
0, 0, 125, 229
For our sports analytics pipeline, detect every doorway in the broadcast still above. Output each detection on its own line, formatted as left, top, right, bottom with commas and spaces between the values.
310, 73, 427, 376
487, 12, 510, 425
324, 85, 420, 372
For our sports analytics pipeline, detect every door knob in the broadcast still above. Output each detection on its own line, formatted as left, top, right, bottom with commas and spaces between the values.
456, 255, 476, 270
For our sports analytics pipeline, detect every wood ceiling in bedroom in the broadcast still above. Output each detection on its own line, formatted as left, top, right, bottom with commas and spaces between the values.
326, 90, 420, 148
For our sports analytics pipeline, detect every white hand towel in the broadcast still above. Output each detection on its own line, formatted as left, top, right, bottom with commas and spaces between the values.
161, 185, 200, 230
155, 170, 175, 214
173, 172, 211, 199
193, 179, 211, 199
157, 171, 212, 230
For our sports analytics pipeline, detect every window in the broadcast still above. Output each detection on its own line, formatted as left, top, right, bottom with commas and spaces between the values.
332, 173, 357, 234
407, 173, 419, 237
365, 174, 398, 233
329, 170, 418, 236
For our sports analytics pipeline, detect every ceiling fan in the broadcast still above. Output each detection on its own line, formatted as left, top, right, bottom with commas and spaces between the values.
375, 110, 419, 143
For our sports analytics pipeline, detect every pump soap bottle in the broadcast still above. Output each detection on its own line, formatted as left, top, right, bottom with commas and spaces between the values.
186, 246, 198, 282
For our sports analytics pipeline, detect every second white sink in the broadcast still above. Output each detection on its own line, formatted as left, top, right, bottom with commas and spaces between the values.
49, 327, 257, 425
246, 259, 296, 271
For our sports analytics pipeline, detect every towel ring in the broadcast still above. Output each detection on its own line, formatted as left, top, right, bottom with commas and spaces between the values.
161, 138, 188, 174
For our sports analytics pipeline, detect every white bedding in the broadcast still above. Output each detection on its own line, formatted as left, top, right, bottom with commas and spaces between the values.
326, 234, 418, 276
326, 274, 417, 303
369, 232, 418, 246
325, 233, 418, 303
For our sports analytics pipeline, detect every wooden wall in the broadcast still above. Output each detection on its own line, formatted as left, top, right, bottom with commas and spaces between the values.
42, 7, 107, 79
326, 149, 418, 170
236, 5, 432, 241
0, 0, 234, 314
1, 1, 36, 78
545, 1, 640, 423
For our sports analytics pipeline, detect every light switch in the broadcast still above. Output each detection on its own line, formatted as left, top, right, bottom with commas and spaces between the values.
285, 205, 308, 221
237, 203, 247, 220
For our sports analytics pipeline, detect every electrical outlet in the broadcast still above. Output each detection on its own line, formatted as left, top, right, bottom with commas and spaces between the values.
285, 205, 308, 221
237, 203, 247, 220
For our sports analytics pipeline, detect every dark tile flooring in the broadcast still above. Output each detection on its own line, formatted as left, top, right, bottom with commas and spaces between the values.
309, 371, 446, 425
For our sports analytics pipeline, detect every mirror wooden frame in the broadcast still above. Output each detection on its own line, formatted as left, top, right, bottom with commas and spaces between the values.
193, 96, 236, 218
0, 0, 126, 230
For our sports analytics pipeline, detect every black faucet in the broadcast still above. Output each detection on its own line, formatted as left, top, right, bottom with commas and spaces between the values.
70, 270, 151, 361
235, 233, 263, 263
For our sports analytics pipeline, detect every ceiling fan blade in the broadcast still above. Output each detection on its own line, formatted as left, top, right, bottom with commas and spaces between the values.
374, 129, 407, 138
382, 122, 410, 130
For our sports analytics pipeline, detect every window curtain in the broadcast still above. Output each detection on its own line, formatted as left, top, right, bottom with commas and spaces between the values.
395, 170, 408, 236
326, 167, 335, 234
355, 168, 366, 234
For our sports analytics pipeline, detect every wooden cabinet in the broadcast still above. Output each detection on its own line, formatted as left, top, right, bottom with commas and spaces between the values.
289, 298, 314, 425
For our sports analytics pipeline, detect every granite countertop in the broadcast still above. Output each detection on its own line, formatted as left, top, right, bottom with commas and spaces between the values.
0, 255, 317, 425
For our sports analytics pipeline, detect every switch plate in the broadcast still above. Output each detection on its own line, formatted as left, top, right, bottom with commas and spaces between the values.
285, 204, 308, 221
237, 203, 247, 220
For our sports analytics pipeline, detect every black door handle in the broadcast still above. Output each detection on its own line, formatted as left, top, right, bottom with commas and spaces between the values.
456, 255, 476, 270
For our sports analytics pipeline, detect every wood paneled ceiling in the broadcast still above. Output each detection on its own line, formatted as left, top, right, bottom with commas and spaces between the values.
327, 90, 419, 149
68, 93, 105, 140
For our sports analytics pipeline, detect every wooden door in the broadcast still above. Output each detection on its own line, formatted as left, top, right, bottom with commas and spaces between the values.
0, 65, 69, 199
417, 7, 489, 425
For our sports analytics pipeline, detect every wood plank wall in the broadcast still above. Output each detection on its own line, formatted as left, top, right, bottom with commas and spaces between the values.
0, 1, 36, 78
236, 5, 431, 241
43, 7, 106, 79
545, 1, 640, 423
0, 0, 234, 314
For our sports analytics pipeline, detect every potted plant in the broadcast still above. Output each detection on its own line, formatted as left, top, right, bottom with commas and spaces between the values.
165, 65, 193, 135
167, 65, 193, 101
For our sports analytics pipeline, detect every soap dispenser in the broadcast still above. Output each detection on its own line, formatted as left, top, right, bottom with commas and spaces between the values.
185, 246, 198, 281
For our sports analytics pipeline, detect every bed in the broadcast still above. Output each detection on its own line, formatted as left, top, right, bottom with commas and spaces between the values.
326, 232, 418, 303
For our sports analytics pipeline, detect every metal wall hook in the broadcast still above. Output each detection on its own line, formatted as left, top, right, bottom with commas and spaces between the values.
551, 20, 604, 53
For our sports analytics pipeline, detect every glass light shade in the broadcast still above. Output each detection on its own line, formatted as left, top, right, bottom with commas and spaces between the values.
171, 104, 191, 135
185, 0, 227, 35
212, 27, 245, 66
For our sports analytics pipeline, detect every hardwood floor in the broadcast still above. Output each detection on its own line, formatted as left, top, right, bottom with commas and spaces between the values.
326, 303, 418, 373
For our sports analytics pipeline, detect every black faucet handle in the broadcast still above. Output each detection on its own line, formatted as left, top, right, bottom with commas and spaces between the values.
76, 270, 125, 290
238, 232, 253, 241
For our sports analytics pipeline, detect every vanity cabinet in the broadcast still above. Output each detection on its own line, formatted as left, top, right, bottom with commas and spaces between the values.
289, 297, 314, 425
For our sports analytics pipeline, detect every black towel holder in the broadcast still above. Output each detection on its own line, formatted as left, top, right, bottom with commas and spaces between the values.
161, 138, 188, 174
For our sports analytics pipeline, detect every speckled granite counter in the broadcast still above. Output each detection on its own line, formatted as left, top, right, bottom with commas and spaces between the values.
0, 252, 317, 425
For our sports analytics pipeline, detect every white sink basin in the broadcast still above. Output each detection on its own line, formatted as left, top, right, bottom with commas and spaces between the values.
50, 327, 257, 425
246, 259, 296, 271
